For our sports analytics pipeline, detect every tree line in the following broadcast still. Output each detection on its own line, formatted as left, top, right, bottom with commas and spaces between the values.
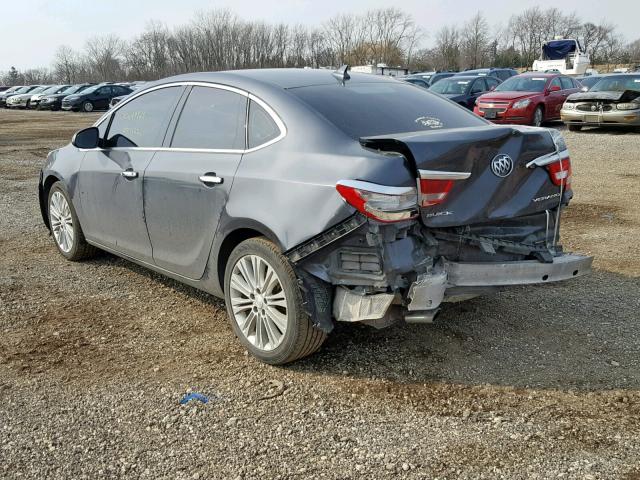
2, 7, 639, 85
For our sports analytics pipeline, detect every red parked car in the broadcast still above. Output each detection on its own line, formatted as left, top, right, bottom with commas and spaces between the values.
474, 73, 581, 126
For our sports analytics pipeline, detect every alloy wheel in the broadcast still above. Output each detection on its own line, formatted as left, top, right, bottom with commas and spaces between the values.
49, 191, 74, 253
229, 254, 288, 351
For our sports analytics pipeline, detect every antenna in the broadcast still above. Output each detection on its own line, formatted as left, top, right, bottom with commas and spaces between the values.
332, 65, 351, 85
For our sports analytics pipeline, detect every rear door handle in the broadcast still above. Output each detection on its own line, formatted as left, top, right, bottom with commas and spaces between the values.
121, 169, 138, 179
199, 173, 223, 186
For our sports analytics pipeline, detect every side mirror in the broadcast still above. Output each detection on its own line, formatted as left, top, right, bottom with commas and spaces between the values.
548, 85, 561, 93
489, 85, 496, 91
580, 86, 588, 92
72, 127, 100, 149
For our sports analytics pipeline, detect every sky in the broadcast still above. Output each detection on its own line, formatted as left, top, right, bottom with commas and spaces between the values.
1, 0, 639, 70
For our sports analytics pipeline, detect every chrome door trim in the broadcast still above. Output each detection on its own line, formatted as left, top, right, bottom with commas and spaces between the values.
418, 170, 472, 180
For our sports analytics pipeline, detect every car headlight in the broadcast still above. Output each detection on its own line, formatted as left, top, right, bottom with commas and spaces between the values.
562, 103, 575, 110
616, 103, 639, 111
512, 98, 531, 110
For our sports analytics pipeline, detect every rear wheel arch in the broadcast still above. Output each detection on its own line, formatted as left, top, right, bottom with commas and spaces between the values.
216, 224, 283, 293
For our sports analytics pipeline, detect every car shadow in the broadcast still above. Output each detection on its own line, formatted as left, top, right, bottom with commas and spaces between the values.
92, 253, 639, 392
292, 269, 640, 391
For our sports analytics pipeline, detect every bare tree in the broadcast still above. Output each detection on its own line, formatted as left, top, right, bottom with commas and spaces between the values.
85, 34, 125, 81
460, 12, 489, 69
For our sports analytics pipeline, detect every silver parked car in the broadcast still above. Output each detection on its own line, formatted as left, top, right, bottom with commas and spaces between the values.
39, 68, 592, 364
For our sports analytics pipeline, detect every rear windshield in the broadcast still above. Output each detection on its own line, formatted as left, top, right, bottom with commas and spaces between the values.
590, 75, 640, 92
290, 82, 485, 138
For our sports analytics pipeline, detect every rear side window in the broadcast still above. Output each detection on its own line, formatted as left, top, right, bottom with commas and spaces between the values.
171, 86, 247, 150
248, 100, 280, 149
106, 86, 182, 148
290, 82, 486, 138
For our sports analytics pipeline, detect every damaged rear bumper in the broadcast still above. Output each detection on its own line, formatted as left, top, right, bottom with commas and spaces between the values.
333, 254, 592, 324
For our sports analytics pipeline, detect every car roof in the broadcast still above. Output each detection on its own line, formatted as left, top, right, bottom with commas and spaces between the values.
441, 75, 495, 81
157, 68, 400, 91
516, 72, 557, 78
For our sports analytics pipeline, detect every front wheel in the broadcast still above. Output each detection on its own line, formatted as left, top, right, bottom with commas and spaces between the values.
532, 106, 543, 127
48, 182, 98, 261
224, 237, 327, 365
568, 124, 583, 132
82, 101, 94, 113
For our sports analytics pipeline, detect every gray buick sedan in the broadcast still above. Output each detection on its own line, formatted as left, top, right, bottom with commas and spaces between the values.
39, 68, 592, 364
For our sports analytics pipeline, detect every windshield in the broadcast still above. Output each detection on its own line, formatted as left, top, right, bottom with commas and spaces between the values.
579, 77, 601, 89
15, 86, 35, 94
495, 76, 548, 92
29, 86, 49, 94
62, 84, 88, 95
290, 81, 485, 138
73, 85, 100, 95
41, 85, 65, 95
590, 75, 640, 92
430, 78, 471, 95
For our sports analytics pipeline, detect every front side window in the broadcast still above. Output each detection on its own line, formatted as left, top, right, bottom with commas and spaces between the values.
248, 100, 280, 149
106, 86, 182, 148
171, 86, 247, 150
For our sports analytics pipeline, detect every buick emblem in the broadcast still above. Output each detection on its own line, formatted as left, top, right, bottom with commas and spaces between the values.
491, 154, 514, 178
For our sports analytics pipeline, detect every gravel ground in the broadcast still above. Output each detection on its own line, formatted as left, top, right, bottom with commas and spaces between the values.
1, 110, 639, 479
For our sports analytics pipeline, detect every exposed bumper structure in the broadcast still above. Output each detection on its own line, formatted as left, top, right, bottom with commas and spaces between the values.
445, 253, 592, 287
332, 254, 593, 323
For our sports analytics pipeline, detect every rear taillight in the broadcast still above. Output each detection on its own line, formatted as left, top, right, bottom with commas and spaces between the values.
418, 170, 471, 207
546, 157, 571, 188
335, 180, 418, 223
418, 179, 454, 207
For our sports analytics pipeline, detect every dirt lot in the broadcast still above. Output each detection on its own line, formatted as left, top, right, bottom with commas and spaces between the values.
1, 109, 639, 479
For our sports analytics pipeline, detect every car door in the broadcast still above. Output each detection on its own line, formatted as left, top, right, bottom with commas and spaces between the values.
468, 78, 487, 109
94, 86, 113, 109
77, 86, 185, 262
546, 77, 565, 118
143, 85, 248, 279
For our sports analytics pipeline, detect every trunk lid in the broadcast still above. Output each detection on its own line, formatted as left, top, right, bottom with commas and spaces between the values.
361, 125, 563, 228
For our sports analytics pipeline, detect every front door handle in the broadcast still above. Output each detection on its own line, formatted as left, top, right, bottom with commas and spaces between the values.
199, 173, 223, 186
121, 169, 138, 179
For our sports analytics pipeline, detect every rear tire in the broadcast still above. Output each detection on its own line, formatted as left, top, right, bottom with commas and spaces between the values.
82, 101, 94, 113
568, 124, 583, 132
47, 182, 98, 261
532, 106, 543, 127
224, 237, 327, 365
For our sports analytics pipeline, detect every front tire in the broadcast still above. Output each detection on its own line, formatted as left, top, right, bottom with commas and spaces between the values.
82, 101, 94, 112
532, 106, 543, 127
47, 182, 98, 261
224, 237, 327, 365
568, 124, 583, 131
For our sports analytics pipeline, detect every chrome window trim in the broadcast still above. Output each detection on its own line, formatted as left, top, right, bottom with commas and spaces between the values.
90, 81, 287, 154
